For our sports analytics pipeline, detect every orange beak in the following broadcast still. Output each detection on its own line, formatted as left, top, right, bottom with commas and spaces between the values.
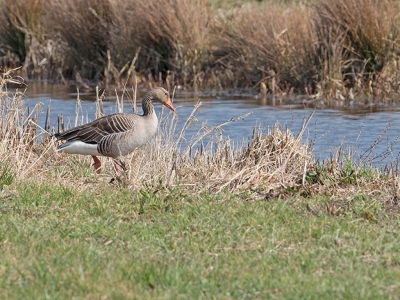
164, 98, 175, 111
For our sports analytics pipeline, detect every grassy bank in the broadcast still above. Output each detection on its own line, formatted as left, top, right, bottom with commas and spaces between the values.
1, 183, 400, 298
1, 68, 400, 297
1, 0, 400, 98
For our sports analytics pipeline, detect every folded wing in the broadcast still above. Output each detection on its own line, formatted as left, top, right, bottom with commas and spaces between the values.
54, 113, 137, 144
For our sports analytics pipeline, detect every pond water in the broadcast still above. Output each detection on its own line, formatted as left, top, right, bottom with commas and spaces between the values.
15, 82, 400, 168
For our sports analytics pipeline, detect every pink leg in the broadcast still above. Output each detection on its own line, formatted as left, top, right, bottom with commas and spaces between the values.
114, 162, 120, 176
91, 155, 102, 173
113, 160, 126, 176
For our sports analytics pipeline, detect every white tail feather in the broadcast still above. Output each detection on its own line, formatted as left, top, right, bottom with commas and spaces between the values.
57, 141, 101, 156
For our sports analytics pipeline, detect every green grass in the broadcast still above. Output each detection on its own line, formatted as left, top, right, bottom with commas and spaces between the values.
0, 163, 13, 190
0, 183, 399, 299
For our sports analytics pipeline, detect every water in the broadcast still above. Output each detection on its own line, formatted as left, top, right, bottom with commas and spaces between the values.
15, 82, 400, 167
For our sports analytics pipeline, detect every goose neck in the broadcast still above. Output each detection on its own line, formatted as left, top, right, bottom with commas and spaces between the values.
142, 94, 154, 116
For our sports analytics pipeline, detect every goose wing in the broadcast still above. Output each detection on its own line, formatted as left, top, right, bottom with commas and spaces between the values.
55, 113, 138, 144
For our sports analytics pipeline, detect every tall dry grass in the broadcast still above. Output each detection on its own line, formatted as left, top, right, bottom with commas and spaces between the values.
316, 0, 400, 75
0, 70, 313, 193
114, 0, 213, 88
214, 3, 317, 91
20, 0, 214, 88
1, 0, 400, 96
49, 0, 117, 81
0, 0, 59, 78
313, 0, 400, 98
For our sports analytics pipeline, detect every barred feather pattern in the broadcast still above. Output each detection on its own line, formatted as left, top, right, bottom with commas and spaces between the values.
97, 132, 127, 158
54, 87, 173, 160
55, 113, 137, 145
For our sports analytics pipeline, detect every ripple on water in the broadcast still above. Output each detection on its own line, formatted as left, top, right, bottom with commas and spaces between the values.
18, 83, 400, 167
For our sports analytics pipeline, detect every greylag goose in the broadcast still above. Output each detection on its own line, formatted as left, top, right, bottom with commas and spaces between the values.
55, 87, 175, 174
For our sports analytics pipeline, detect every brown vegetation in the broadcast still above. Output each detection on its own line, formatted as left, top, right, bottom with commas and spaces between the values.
0, 0, 400, 97
0, 70, 313, 192
214, 4, 316, 91
2, 69, 400, 204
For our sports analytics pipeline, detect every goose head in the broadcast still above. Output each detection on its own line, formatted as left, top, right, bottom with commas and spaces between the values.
150, 87, 175, 111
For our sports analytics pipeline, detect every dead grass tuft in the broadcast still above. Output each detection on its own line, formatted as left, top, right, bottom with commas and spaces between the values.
111, 0, 213, 89
148, 119, 312, 192
0, 0, 68, 79
312, 0, 400, 99
214, 3, 317, 91
49, 0, 117, 80
316, 0, 400, 75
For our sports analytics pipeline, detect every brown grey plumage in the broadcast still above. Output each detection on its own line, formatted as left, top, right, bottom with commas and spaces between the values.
54, 87, 175, 174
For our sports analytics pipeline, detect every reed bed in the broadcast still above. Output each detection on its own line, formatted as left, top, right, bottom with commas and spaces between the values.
1, 0, 400, 98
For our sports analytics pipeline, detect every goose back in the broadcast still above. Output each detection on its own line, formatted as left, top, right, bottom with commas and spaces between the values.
55, 113, 137, 144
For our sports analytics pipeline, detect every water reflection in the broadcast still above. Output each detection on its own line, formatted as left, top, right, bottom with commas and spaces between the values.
15, 82, 400, 167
